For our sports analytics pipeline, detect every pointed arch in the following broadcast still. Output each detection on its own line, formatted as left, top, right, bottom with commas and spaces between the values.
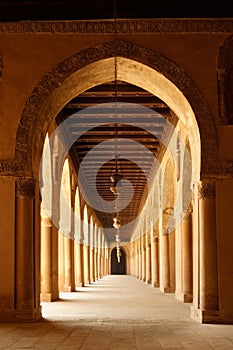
14, 40, 217, 179
59, 158, 71, 237
40, 133, 52, 219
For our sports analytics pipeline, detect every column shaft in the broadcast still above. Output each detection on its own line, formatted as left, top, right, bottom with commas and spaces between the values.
199, 182, 219, 312
146, 234, 151, 284
15, 178, 41, 321
75, 241, 84, 287
181, 212, 193, 302
64, 236, 75, 291
40, 216, 52, 301
90, 247, 95, 282
151, 235, 159, 288
161, 233, 172, 292
191, 181, 219, 323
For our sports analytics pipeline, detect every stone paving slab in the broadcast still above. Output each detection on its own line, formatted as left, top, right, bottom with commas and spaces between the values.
0, 276, 233, 349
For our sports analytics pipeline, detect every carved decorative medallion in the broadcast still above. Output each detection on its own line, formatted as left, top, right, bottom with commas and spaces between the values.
198, 181, 216, 199
16, 178, 35, 197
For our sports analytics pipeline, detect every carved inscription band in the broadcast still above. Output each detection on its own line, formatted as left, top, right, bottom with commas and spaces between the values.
1, 19, 233, 34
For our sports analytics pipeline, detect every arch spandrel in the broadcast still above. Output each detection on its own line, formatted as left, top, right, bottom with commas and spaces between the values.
14, 40, 218, 179
217, 35, 233, 125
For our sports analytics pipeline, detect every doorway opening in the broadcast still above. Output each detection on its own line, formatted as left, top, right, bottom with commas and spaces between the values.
111, 247, 126, 275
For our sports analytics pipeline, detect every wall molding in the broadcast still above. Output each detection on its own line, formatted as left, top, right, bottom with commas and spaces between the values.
1, 19, 233, 34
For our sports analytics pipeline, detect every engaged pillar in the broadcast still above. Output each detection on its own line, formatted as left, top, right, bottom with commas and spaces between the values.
191, 180, 219, 323
63, 235, 75, 292
161, 230, 172, 293
146, 232, 151, 284
142, 236, 146, 282
151, 231, 159, 288
40, 215, 52, 301
15, 178, 41, 321
75, 239, 84, 287
181, 210, 193, 302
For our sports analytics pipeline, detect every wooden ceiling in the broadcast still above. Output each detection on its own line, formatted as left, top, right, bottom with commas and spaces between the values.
56, 81, 174, 243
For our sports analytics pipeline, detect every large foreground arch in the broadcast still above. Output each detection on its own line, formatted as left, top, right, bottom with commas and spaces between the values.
14, 40, 218, 180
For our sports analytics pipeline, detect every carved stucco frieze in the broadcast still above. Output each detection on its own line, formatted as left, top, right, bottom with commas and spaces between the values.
201, 160, 233, 179
0, 54, 2, 80
0, 159, 15, 175
217, 34, 233, 125
16, 178, 35, 197
1, 19, 233, 34
198, 181, 216, 199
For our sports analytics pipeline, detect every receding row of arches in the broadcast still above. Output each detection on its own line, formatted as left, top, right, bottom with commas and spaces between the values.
7, 39, 231, 325
39, 102, 195, 311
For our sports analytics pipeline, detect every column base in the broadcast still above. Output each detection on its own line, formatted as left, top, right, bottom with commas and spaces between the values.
146, 279, 151, 284
181, 293, 193, 303
152, 282, 159, 288
191, 305, 219, 324
161, 286, 174, 293
14, 306, 42, 322
61, 286, 75, 292
40, 293, 59, 302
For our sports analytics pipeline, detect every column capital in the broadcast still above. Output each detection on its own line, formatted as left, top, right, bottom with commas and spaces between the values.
41, 215, 52, 226
182, 208, 193, 221
16, 177, 35, 197
74, 235, 83, 244
198, 181, 216, 200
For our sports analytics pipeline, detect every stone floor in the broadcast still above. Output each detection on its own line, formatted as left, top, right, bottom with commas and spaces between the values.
1, 275, 233, 349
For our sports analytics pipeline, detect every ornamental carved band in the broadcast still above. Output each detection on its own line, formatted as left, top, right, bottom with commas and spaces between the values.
0, 54, 2, 80
16, 178, 35, 197
198, 181, 216, 199
1, 19, 233, 34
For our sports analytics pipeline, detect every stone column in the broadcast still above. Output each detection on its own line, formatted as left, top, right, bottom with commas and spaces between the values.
98, 232, 102, 279
102, 238, 105, 276
90, 224, 95, 282
161, 230, 172, 293
75, 238, 84, 287
146, 232, 151, 284
142, 236, 146, 282
15, 178, 41, 321
181, 211, 193, 302
63, 235, 75, 291
136, 239, 140, 278
94, 244, 98, 281
104, 244, 109, 276
151, 231, 159, 288
139, 236, 142, 280
83, 245, 90, 284
101, 237, 104, 277
192, 181, 219, 323
131, 242, 135, 276
90, 247, 94, 282
40, 215, 53, 301
51, 224, 59, 299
